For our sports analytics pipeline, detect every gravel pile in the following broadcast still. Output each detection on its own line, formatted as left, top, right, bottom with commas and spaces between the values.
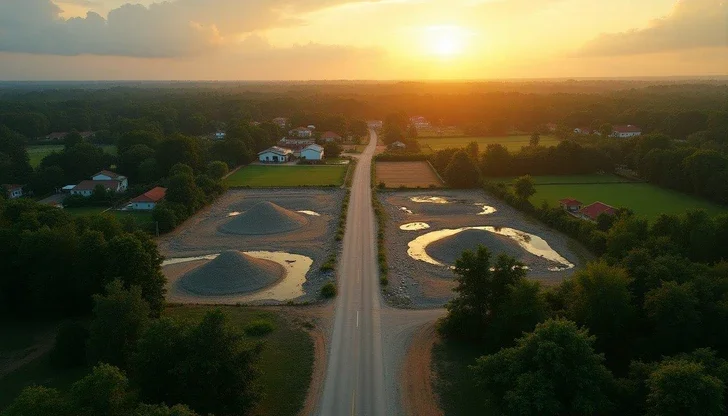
425, 229, 552, 272
219, 201, 308, 235
180, 250, 284, 296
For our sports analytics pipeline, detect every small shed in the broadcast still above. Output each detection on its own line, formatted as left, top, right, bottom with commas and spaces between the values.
559, 198, 583, 213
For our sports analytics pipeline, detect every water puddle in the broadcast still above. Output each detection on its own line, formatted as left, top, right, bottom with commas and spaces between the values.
476, 204, 497, 215
400, 207, 413, 214
400, 222, 431, 231
163, 251, 312, 302
407, 226, 574, 271
228, 211, 241, 217
296, 210, 321, 217
410, 196, 450, 204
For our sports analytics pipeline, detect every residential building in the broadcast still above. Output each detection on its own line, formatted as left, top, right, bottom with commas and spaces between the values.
272, 117, 288, 129
258, 146, 293, 163
580, 202, 617, 221
214, 131, 226, 140
321, 131, 342, 143
2, 184, 23, 199
409, 116, 431, 129
129, 187, 167, 211
92, 170, 128, 191
611, 125, 642, 138
70, 180, 124, 197
289, 127, 313, 138
559, 198, 583, 213
574, 127, 594, 135
389, 141, 406, 150
301, 144, 325, 161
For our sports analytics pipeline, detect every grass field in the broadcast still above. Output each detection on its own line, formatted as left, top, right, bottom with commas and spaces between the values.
225, 165, 348, 187
419, 135, 560, 153
494, 174, 632, 185
375, 161, 444, 188
63, 208, 154, 226
0, 307, 314, 415
26, 145, 117, 168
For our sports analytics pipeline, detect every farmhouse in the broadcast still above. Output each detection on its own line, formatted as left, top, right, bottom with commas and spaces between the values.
574, 127, 594, 135
612, 125, 642, 138
129, 187, 167, 211
301, 144, 325, 161
259, 146, 293, 163
272, 117, 288, 128
2, 184, 24, 199
409, 116, 431, 129
389, 141, 406, 150
580, 202, 617, 221
71, 180, 124, 197
289, 127, 313, 138
559, 198, 583, 213
92, 170, 128, 192
321, 131, 342, 143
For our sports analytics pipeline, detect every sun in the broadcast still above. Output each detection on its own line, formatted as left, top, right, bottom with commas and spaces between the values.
423, 26, 469, 58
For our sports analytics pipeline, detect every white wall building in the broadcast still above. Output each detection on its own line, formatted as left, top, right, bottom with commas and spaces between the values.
258, 146, 293, 163
129, 187, 166, 211
301, 144, 325, 161
92, 170, 128, 192
611, 125, 642, 138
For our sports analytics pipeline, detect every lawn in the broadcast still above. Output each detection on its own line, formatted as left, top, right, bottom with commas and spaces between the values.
0, 307, 314, 416
26, 144, 117, 168
418, 135, 560, 153
63, 208, 154, 227
526, 182, 728, 221
493, 174, 632, 185
225, 165, 348, 187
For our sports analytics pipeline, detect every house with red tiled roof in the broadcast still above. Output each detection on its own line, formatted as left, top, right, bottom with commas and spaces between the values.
580, 202, 617, 221
70, 180, 124, 197
2, 184, 24, 199
92, 170, 128, 191
129, 187, 167, 211
320, 131, 342, 143
559, 198, 583, 213
288, 127, 312, 138
611, 125, 642, 138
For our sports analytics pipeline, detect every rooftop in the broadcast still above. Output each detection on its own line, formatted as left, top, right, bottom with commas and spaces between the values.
131, 187, 167, 203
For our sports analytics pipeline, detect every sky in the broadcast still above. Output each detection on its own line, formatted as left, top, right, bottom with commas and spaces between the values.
0, 0, 726, 80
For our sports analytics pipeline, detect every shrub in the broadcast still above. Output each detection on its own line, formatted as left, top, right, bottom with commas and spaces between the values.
321, 282, 337, 298
320, 254, 336, 272
50, 321, 89, 369
244, 319, 275, 336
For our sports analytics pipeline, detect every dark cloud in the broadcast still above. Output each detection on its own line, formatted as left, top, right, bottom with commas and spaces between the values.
579, 0, 727, 56
0, 0, 372, 57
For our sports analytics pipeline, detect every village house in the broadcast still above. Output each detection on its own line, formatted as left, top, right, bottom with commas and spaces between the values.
559, 198, 583, 213
70, 180, 124, 197
301, 144, 325, 161
272, 117, 288, 129
409, 116, 431, 129
129, 187, 167, 211
389, 141, 406, 150
2, 184, 24, 199
611, 125, 642, 138
214, 131, 226, 140
580, 202, 617, 221
258, 146, 293, 163
321, 131, 342, 143
574, 127, 594, 135
289, 127, 313, 139
92, 170, 128, 192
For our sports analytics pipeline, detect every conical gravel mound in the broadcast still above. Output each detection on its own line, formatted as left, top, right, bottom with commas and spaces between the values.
426, 229, 533, 265
180, 250, 284, 295
219, 202, 308, 235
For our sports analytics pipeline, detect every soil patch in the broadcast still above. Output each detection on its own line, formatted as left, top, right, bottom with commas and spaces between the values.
219, 202, 307, 235
179, 250, 284, 296
401, 323, 443, 416
376, 162, 443, 188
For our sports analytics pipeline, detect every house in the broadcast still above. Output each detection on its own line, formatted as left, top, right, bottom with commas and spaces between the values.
321, 131, 342, 143
307, 125, 316, 130
559, 198, 583, 213
574, 127, 594, 135
289, 127, 313, 138
612, 125, 642, 138
301, 144, 325, 161
92, 170, 128, 192
129, 187, 166, 211
272, 117, 288, 129
214, 131, 226, 140
389, 141, 406, 150
580, 202, 617, 221
2, 184, 23, 199
258, 146, 293, 163
409, 116, 430, 129
70, 180, 124, 197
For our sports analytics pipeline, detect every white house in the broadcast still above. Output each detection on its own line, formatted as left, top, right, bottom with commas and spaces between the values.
3, 184, 23, 199
612, 125, 642, 138
390, 141, 406, 150
409, 116, 431, 129
214, 131, 226, 140
70, 180, 124, 197
258, 146, 293, 163
301, 144, 325, 161
92, 170, 128, 192
289, 127, 313, 138
129, 187, 166, 211
574, 127, 593, 135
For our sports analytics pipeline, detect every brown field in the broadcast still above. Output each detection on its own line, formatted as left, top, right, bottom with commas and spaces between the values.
375, 161, 444, 188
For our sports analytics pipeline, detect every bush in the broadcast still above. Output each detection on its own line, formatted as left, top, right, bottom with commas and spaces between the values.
321, 282, 337, 298
50, 321, 89, 369
320, 254, 336, 272
244, 319, 275, 336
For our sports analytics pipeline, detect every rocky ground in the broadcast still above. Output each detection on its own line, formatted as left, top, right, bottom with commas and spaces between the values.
379, 189, 593, 308
157, 188, 345, 303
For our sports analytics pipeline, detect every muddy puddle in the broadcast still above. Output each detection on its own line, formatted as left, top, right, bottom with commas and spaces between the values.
407, 226, 574, 271
228, 211, 241, 217
400, 222, 431, 231
400, 207, 413, 214
476, 204, 497, 215
296, 210, 321, 217
163, 251, 312, 302
410, 196, 450, 204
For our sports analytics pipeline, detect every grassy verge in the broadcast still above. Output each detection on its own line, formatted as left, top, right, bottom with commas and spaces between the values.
26, 145, 117, 168
371, 162, 389, 285
225, 165, 347, 187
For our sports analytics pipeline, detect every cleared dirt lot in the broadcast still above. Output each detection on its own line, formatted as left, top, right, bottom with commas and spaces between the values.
157, 188, 344, 304
379, 190, 593, 308
376, 161, 444, 188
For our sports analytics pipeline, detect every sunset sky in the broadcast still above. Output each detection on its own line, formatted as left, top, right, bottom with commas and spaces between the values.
0, 0, 725, 80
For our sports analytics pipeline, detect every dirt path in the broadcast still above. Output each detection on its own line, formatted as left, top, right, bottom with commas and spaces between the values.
401, 322, 443, 416
0, 327, 57, 379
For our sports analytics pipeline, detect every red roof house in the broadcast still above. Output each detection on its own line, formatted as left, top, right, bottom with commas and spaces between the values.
321, 131, 342, 142
580, 202, 617, 221
559, 198, 583, 212
129, 187, 167, 210
611, 125, 642, 138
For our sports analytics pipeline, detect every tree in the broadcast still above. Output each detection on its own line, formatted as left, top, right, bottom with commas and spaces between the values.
529, 131, 540, 147
207, 161, 229, 180
465, 141, 479, 159
647, 360, 724, 416
599, 123, 613, 138
323, 142, 342, 159
119, 145, 155, 181
132, 404, 200, 416
645, 281, 701, 355
2, 386, 71, 416
470, 319, 615, 415
514, 175, 536, 201
69, 363, 135, 416
407, 124, 418, 139
443, 150, 481, 188
165, 173, 205, 217
87, 281, 151, 367
50, 321, 89, 369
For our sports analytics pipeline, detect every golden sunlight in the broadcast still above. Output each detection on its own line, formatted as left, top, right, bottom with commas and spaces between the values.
423, 26, 469, 58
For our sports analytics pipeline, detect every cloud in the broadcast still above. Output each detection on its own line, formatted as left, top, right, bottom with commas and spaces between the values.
579, 0, 727, 56
0, 0, 374, 57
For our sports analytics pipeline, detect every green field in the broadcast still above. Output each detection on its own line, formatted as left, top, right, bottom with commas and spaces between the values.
494, 174, 631, 185
26, 145, 117, 168
0, 307, 314, 415
64, 208, 154, 225
225, 165, 348, 187
418, 135, 560, 153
